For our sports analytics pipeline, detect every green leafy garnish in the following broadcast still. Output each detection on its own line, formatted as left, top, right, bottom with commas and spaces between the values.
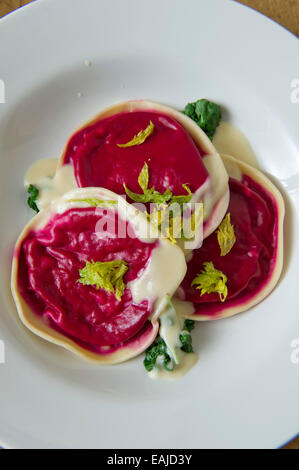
179, 319, 195, 353
124, 162, 198, 244
151, 189, 173, 206
117, 121, 154, 147
124, 162, 175, 207
171, 184, 192, 206
68, 198, 116, 207
179, 332, 193, 353
182, 319, 195, 333
137, 161, 149, 193
124, 162, 192, 207
143, 305, 196, 373
123, 184, 153, 203
183, 99, 221, 140
143, 337, 173, 372
191, 261, 228, 302
124, 161, 153, 203
78, 259, 128, 301
27, 184, 39, 213
217, 213, 236, 256
165, 297, 195, 355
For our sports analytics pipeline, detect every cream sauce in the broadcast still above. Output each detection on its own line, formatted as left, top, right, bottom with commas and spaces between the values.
172, 297, 195, 316
128, 242, 187, 321
24, 158, 58, 185
148, 349, 198, 380
213, 121, 259, 169
24, 159, 77, 211
159, 300, 182, 364
148, 297, 198, 380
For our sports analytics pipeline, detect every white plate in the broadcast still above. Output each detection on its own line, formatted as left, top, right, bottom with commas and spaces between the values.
0, 0, 298, 449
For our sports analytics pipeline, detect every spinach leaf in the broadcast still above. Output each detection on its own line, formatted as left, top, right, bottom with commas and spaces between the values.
183, 99, 221, 140
27, 184, 39, 213
179, 332, 193, 353
143, 337, 172, 372
182, 319, 195, 333
144, 318, 196, 372
179, 319, 195, 353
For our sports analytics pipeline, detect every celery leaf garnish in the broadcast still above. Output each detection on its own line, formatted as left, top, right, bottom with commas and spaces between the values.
191, 262, 228, 302
117, 121, 154, 148
68, 198, 116, 208
138, 161, 149, 193
124, 162, 198, 244
217, 213, 236, 256
171, 183, 192, 206
124, 162, 192, 207
78, 259, 128, 301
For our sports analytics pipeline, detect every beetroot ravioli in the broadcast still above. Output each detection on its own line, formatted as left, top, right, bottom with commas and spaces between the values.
178, 155, 285, 320
12, 188, 186, 363
58, 100, 230, 240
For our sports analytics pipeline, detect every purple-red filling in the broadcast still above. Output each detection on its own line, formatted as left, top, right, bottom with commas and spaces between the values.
62, 110, 209, 198
181, 175, 279, 316
17, 207, 158, 350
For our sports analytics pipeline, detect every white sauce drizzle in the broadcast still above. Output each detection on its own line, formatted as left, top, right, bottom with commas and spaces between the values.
213, 121, 259, 169
128, 243, 186, 320
159, 300, 182, 364
24, 157, 58, 185
147, 298, 198, 380
148, 350, 198, 380
172, 297, 195, 316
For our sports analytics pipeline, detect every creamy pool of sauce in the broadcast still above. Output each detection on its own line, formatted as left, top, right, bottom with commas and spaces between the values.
24, 157, 58, 186
172, 297, 195, 316
148, 350, 198, 380
213, 121, 259, 169
24, 159, 77, 211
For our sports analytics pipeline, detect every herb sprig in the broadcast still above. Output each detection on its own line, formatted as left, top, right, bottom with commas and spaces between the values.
124, 162, 197, 243
117, 121, 154, 148
179, 319, 195, 353
124, 162, 189, 207
191, 261, 228, 302
78, 259, 128, 301
143, 337, 173, 372
183, 99, 221, 140
27, 184, 39, 213
216, 213, 236, 256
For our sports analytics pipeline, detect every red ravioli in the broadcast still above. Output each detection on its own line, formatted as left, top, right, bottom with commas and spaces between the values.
18, 208, 156, 348
58, 100, 230, 240
12, 188, 187, 363
179, 155, 284, 320
62, 111, 209, 197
